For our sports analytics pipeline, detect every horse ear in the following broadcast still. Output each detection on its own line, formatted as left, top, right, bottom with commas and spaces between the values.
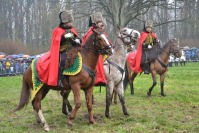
92, 28, 101, 35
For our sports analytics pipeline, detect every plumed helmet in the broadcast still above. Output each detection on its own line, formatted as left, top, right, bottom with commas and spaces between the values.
59, 10, 74, 23
145, 20, 153, 28
90, 12, 106, 26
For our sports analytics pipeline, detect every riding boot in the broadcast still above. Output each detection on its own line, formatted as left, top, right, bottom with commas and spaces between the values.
143, 62, 150, 74
58, 67, 64, 88
58, 51, 67, 88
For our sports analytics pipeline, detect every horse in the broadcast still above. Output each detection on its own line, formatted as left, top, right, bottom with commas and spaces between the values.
103, 27, 140, 118
123, 39, 182, 96
13, 28, 113, 131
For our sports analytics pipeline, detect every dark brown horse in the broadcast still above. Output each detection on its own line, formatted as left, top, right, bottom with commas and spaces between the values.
13, 28, 112, 131
123, 39, 182, 96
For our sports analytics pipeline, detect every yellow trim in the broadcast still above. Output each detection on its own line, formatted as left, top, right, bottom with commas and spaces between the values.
103, 54, 108, 62
31, 59, 44, 101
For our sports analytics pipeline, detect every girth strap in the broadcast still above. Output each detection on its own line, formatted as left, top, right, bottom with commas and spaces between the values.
82, 64, 96, 82
107, 59, 124, 80
156, 57, 168, 69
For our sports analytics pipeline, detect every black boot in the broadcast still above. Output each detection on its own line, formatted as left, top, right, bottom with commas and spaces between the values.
144, 69, 150, 74
58, 67, 64, 88
143, 62, 150, 74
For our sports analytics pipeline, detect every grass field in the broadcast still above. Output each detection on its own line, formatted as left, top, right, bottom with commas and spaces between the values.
0, 62, 199, 133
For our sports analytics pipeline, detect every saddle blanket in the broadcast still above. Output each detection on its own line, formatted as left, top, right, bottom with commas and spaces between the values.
31, 52, 82, 100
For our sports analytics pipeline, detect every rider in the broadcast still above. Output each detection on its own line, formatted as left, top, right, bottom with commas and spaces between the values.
37, 10, 81, 87
82, 12, 112, 86
133, 20, 158, 74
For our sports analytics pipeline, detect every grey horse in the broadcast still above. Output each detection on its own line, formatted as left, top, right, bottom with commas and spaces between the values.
104, 27, 140, 118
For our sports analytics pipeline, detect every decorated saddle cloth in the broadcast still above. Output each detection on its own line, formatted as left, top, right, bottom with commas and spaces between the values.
31, 52, 82, 100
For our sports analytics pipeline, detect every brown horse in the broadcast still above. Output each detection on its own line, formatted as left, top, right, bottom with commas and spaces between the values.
13, 28, 112, 131
123, 39, 182, 96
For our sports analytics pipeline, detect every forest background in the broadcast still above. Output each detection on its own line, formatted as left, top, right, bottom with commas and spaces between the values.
0, 0, 198, 55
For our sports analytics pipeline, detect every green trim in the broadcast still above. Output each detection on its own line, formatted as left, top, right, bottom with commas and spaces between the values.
31, 58, 44, 101
63, 52, 82, 75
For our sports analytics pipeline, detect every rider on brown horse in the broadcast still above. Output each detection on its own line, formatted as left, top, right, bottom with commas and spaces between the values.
132, 20, 159, 74
36, 10, 81, 88
82, 12, 112, 86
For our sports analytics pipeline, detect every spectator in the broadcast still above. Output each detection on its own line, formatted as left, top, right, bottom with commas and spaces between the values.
15, 60, 20, 75
0, 61, 3, 74
5, 59, 11, 75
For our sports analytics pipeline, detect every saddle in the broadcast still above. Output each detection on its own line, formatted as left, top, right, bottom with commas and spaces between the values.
141, 45, 158, 64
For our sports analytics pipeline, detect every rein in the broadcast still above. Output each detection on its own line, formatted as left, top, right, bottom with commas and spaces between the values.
156, 43, 172, 69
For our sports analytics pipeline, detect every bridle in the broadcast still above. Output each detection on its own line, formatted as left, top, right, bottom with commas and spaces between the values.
156, 41, 181, 69
82, 33, 112, 55
159, 41, 180, 56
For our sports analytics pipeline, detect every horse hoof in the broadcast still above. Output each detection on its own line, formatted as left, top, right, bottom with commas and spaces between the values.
161, 94, 166, 97
105, 114, 111, 118
89, 120, 95, 124
67, 121, 74, 127
44, 125, 50, 132
124, 112, 129, 116
147, 92, 151, 96
62, 111, 68, 116
36, 119, 42, 124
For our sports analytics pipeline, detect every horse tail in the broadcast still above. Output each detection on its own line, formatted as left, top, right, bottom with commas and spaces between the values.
123, 61, 129, 91
13, 74, 30, 112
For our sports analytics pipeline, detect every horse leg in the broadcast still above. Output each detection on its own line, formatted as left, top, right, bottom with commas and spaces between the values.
116, 83, 129, 116
32, 87, 50, 131
92, 94, 94, 104
84, 87, 94, 124
147, 72, 157, 96
113, 90, 118, 104
160, 72, 167, 96
68, 84, 81, 126
60, 90, 72, 116
105, 82, 114, 118
130, 73, 137, 95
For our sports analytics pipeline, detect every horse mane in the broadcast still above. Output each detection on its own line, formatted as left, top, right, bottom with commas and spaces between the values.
113, 38, 123, 51
157, 41, 170, 55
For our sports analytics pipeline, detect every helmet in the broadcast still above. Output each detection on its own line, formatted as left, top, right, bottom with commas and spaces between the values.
59, 10, 74, 23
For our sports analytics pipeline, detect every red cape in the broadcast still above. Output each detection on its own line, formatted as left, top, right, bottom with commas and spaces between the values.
36, 27, 78, 86
127, 31, 156, 73
82, 27, 112, 85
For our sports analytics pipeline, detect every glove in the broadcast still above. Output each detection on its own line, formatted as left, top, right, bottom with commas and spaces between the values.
64, 33, 73, 38
73, 38, 82, 45
74, 38, 81, 44
148, 45, 152, 49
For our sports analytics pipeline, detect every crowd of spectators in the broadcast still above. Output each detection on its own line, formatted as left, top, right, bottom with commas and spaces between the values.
0, 58, 32, 76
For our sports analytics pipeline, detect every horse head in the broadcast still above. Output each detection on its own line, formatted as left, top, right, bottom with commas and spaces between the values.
169, 38, 182, 58
91, 28, 113, 55
118, 28, 140, 45
118, 28, 140, 52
